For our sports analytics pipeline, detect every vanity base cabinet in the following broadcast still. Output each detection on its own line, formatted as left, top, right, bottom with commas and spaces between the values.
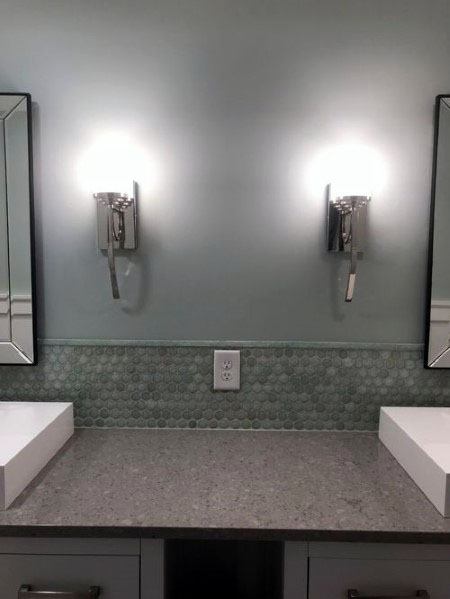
308, 543, 450, 599
3, 537, 450, 599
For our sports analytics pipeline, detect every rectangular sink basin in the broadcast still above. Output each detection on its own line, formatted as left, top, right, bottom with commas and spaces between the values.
379, 407, 450, 517
0, 402, 73, 509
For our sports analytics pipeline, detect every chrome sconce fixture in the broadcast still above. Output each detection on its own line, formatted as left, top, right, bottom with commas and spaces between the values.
327, 185, 370, 302
95, 181, 137, 299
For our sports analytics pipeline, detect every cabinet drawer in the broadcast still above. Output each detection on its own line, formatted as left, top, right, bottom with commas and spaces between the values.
309, 558, 450, 599
0, 554, 139, 599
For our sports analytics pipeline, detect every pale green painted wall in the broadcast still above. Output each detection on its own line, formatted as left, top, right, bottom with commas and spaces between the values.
1, 0, 449, 343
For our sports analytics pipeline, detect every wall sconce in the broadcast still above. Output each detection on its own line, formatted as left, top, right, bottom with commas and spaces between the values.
327, 185, 370, 302
94, 181, 137, 299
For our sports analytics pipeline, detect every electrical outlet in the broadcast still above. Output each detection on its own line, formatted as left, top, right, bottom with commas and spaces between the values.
214, 350, 240, 391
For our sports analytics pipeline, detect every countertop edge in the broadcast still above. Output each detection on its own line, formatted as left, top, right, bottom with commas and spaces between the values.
1, 526, 450, 544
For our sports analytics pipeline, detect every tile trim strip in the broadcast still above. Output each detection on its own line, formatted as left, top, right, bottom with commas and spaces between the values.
39, 338, 424, 351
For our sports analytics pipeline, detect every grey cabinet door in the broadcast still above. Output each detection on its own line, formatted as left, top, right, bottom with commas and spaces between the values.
284, 542, 308, 599
309, 557, 450, 599
0, 554, 139, 599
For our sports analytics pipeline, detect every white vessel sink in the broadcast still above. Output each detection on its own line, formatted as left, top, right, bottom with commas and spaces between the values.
0, 402, 73, 509
379, 407, 450, 517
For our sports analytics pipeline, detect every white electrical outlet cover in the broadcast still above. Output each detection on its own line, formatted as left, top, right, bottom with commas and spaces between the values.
214, 350, 240, 391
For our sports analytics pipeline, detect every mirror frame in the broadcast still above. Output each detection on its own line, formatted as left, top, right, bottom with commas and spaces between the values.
0, 92, 36, 365
425, 94, 450, 368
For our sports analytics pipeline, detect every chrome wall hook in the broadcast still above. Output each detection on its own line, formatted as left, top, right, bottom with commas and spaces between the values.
95, 183, 137, 300
327, 186, 370, 302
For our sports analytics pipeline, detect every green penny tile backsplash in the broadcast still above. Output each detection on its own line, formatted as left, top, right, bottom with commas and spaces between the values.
0, 343, 449, 430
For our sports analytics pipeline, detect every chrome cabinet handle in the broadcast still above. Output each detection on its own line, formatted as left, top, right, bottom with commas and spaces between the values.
18, 585, 101, 598
348, 590, 429, 599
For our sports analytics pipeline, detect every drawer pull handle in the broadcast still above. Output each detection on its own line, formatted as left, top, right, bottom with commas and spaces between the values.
18, 585, 101, 598
348, 590, 429, 599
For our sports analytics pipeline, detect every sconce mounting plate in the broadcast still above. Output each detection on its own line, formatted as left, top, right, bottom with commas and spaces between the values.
326, 184, 371, 302
327, 186, 370, 254
96, 190, 137, 251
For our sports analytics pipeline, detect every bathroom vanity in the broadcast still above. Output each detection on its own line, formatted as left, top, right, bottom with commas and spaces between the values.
2, 538, 450, 599
1, 429, 450, 598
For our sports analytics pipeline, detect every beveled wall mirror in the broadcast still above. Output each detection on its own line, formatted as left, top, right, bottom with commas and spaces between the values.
0, 93, 35, 364
426, 95, 450, 367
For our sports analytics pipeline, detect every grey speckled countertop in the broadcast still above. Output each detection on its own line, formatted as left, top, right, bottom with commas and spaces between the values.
2, 429, 450, 542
